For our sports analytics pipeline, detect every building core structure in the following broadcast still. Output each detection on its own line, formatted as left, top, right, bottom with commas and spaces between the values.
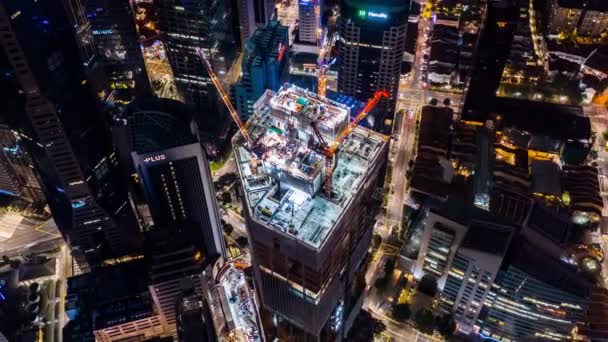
233, 83, 388, 340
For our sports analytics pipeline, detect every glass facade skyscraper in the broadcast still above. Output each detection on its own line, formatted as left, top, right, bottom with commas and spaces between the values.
156, 0, 239, 137
477, 239, 592, 341
235, 21, 289, 119
84, 0, 150, 99
0, 0, 142, 269
128, 101, 226, 260
338, 0, 410, 128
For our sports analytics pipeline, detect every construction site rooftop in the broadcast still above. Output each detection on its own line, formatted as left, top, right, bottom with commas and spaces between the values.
267, 83, 350, 134
234, 84, 387, 249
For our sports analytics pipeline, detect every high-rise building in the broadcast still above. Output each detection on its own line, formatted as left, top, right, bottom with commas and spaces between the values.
176, 278, 218, 342
461, 0, 518, 121
478, 237, 592, 341
156, 0, 239, 132
578, 0, 608, 38
145, 226, 219, 339
547, 0, 584, 35
413, 209, 468, 287
235, 21, 289, 119
236, 0, 276, 46
299, 0, 321, 45
0, 0, 142, 269
61, 0, 97, 63
84, 0, 150, 99
128, 100, 226, 260
439, 223, 515, 334
0, 123, 46, 206
64, 259, 165, 342
547, 0, 608, 38
234, 84, 388, 339
338, 0, 409, 127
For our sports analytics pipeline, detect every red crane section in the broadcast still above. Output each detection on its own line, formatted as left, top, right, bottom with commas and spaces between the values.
328, 90, 389, 156
310, 90, 389, 198
196, 48, 253, 147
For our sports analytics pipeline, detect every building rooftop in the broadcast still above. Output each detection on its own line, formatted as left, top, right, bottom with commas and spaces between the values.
65, 260, 154, 331
127, 98, 197, 154
235, 84, 387, 249
506, 236, 593, 298
418, 106, 453, 154
18, 258, 56, 283
587, 0, 608, 11
492, 97, 591, 142
243, 21, 288, 69
268, 84, 349, 133
531, 160, 562, 197
561, 165, 603, 219
557, 0, 585, 9
461, 222, 514, 256
524, 202, 571, 245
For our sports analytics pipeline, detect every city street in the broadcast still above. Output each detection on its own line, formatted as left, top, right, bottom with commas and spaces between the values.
385, 104, 418, 235
367, 1, 465, 339
370, 308, 441, 342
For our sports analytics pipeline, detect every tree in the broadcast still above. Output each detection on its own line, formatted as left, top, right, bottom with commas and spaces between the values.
384, 258, 395, 276
217, 173, 238, 187
236, 236, 248, 247
417, 274, 438, 297
374, 277, 388, 290
371, 234, 382, 250
223, 223, 234, 236
219, 191, 231, 206
373, 318, 387, 335
589, 149, 598, 161
414, 309, 436, 335
436, 314, 456, 338
391, 303, 411, 321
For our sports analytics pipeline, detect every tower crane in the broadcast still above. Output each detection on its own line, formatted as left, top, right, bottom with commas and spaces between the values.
195, 48, 253, 148
310, 90, 389, 197
317, 57, 336, 97
197, 46, 388, 197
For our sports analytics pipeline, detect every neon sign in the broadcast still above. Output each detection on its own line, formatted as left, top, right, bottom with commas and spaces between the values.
368, 11, 388, 19
357, 10, 388, 20
143, 154, 166, 163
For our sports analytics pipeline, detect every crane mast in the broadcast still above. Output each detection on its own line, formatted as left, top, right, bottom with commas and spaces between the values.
317, 33, 335, 97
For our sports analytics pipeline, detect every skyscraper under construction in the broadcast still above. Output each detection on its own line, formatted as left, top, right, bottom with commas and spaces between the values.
234, 84, 388, 340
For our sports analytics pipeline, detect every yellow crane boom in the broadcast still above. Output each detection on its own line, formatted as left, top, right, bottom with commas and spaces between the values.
195, 48, 253, 147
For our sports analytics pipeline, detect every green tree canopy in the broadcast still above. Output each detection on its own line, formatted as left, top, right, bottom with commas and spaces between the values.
414, 309, 436, 335
391, 303, 412, 321
436, 313, 457, 338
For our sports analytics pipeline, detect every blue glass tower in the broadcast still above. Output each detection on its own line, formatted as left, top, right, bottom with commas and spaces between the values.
234, 21, 289, 119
